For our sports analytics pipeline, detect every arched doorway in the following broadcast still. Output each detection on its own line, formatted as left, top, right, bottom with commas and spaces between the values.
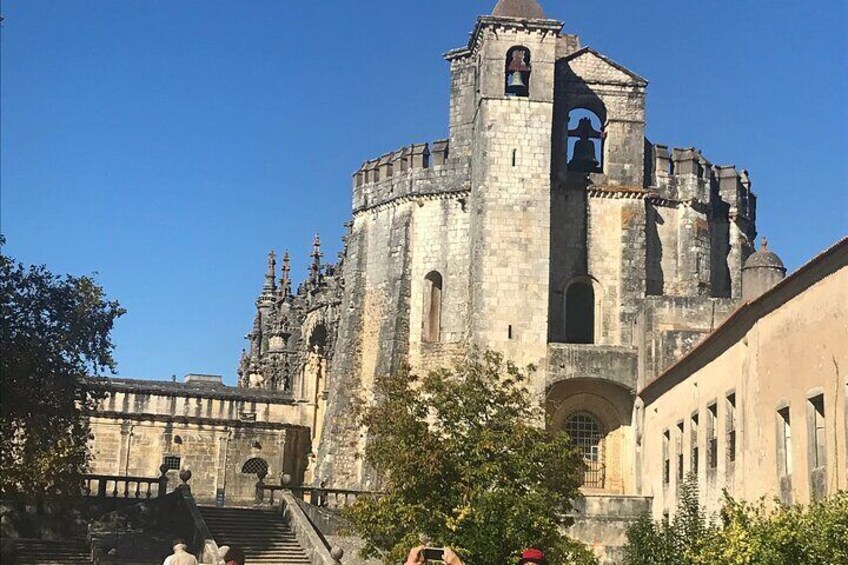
548, 378, 635, 494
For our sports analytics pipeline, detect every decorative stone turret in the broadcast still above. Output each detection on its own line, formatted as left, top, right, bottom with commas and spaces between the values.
742, 237, 786, 301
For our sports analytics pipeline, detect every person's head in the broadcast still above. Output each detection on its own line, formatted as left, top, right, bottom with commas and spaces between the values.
224, 545, 246, 565
172, 539, 188, 553
517, 548, 548, 565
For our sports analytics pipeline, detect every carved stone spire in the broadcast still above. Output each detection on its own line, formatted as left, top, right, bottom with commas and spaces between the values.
263, 251, 277, 295
248, 310, 262, 359
309, 234, 323, 287
280, 250, 292, 300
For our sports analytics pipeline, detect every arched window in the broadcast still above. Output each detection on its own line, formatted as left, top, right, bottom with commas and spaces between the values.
565, 412, 605, 488
505, 46, 531, 97
422, 271, 443, 343
565, 281, 595, 344
567, 108, 604, 173
241, 457, 268, 477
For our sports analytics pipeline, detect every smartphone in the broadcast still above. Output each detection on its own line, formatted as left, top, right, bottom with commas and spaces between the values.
421, 547, 445, 561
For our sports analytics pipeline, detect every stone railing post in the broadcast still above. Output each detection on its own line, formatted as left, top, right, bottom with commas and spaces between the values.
179, 468, 192, 493
158, 464, 169, 497
255, 469, 267, 505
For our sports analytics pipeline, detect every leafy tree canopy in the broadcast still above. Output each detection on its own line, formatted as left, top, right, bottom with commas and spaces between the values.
624, 474, 848, 565
344, 350, 597, 565
1, 239, 125, 497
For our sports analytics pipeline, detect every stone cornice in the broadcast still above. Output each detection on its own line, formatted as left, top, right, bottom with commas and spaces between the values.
86, 377, 296, 404
90, 411, 306, 431
353, 189, 470, 217
467, 15, 564, 56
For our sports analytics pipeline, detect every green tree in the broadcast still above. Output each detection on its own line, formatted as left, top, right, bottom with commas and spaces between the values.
343, 350, 597, 565
624, 474, 848, 565
1, 239, 125, 497
623, 474, 714, 565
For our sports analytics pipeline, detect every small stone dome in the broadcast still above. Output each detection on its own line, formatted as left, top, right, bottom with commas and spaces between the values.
492, 0, 545, 19
743, 238, 785, 270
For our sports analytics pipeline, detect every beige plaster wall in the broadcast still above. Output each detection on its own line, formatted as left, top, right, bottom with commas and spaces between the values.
642, 263, 848, 518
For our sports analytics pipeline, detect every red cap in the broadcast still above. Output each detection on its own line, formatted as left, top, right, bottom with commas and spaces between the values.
518, 548, 547, 564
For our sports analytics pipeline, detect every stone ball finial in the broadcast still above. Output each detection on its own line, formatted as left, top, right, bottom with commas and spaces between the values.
330, 547, 344, 560
281, 473, 292, 486
159, 464, 169, 476
179, 468, 192, 485
492, 0, 545, 19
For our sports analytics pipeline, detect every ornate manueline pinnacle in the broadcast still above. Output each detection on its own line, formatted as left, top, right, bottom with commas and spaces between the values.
248, 311, 262, 359
310, 234, 323, 287
263, 251, 277, 296
280, 250, 292, 300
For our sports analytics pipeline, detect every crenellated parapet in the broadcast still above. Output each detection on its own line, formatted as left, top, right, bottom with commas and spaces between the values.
351, 139, 471, 214
649, 144, 755, 219
645, 143, 757, 298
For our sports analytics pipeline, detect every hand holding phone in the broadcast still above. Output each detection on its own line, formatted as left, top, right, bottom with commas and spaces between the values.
421, 547, 445, 561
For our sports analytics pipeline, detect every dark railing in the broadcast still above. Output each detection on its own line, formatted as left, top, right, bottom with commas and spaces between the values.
83, 473, 167, 499
580, 461, 605, 489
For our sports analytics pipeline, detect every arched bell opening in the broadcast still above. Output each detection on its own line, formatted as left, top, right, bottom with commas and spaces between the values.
548, 378, 635, 494
505, 46, 531, 97
567, 108, 605, 174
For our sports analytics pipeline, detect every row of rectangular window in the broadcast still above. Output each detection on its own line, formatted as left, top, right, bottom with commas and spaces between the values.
663, 392, 830, 502
662, 392, 737, 483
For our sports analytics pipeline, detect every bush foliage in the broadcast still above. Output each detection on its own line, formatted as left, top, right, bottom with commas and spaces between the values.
343, 351, 598, 565
624, 475, 848, 565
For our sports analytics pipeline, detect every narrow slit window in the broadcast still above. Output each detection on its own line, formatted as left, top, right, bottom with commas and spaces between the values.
690, 412, 700, 477
422, 271, 443, 343
676, 421, 685, 481
707, 402, 718, 469
808, 395, 826, 469
777, 407, 792, 477
726, 393, 737, 464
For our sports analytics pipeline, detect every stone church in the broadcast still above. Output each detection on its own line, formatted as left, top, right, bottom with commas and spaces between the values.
87, 0, 847, 559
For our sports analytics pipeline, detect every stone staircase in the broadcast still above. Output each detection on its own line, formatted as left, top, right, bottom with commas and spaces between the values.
200, 506, 311, 565
8, 539, 91, 565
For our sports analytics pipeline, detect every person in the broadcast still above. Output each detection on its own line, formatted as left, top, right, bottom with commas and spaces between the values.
405, 545, 549, 565
162, 539, 199, 565
223, 545, 246, 565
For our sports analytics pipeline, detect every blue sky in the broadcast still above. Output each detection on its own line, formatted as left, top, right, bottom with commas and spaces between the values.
2, 0, 846, 384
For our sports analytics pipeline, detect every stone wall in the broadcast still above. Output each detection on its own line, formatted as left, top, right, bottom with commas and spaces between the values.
87, 379, 311, 506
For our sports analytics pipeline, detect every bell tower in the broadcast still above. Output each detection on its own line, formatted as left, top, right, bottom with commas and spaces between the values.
466, 1, 563, 385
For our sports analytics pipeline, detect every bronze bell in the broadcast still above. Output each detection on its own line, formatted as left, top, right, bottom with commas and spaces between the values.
507, 71, 526, 89
568, 138, 600, 172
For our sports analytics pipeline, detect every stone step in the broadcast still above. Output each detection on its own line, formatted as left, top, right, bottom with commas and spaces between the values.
199, 506, 313, 565
12, 539, 91, 565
